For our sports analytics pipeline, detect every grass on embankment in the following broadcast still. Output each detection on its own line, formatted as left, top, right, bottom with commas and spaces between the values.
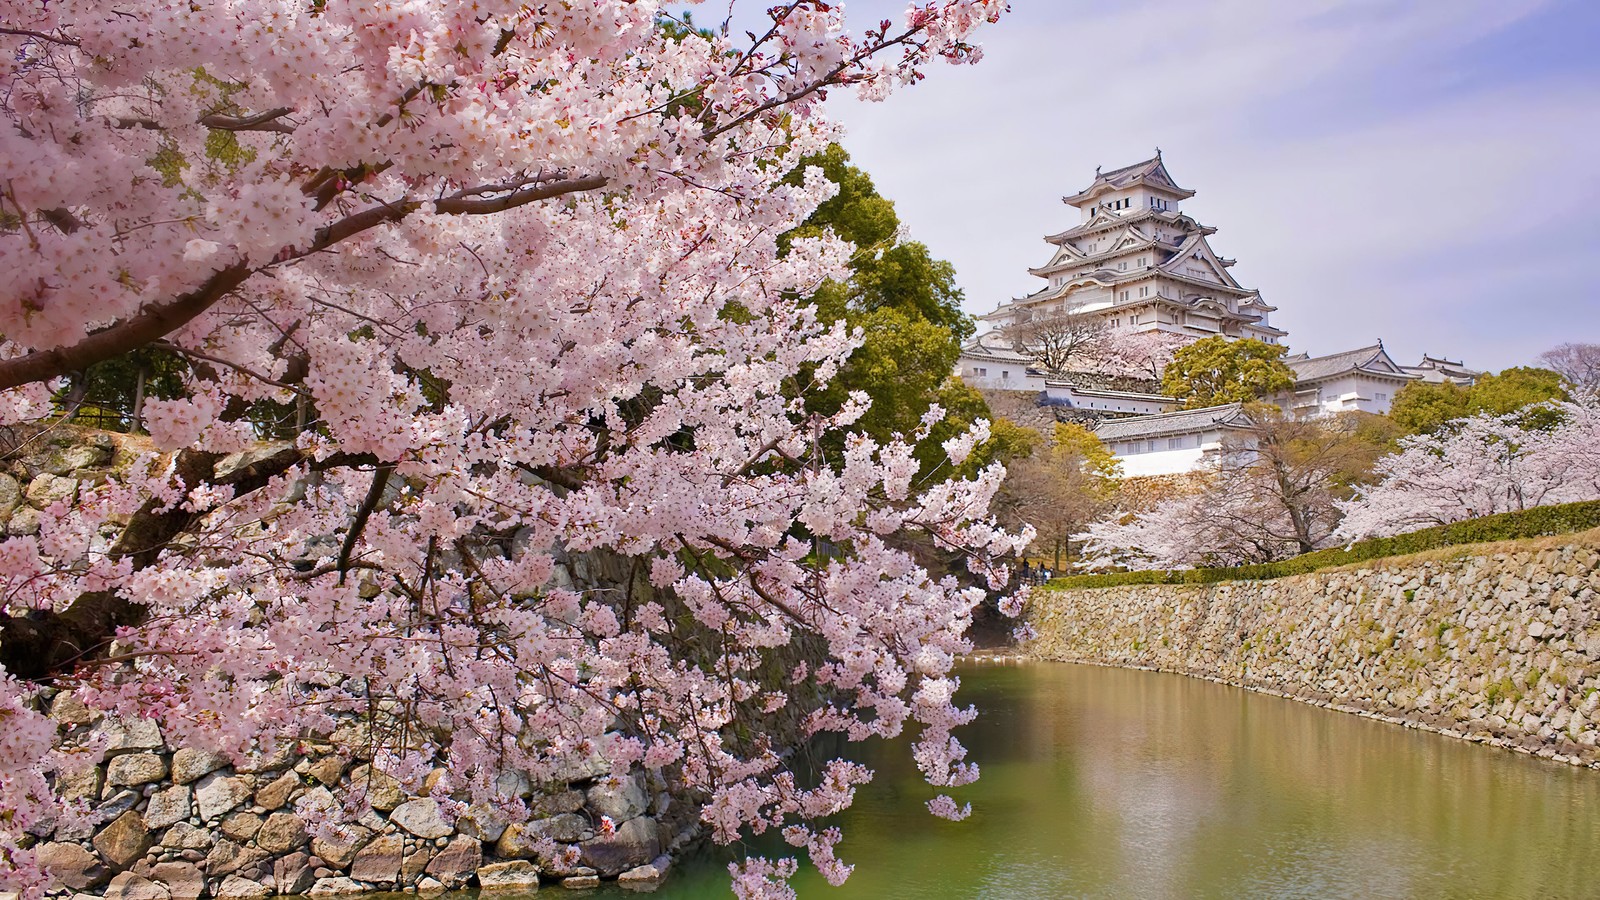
1049, 500, 1600, 590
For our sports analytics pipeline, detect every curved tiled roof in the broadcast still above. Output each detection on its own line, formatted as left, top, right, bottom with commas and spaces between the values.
1094, 403, 1250, 441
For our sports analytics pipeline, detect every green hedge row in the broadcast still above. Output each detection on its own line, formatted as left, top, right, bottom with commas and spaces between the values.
1048, 499, 1600, 591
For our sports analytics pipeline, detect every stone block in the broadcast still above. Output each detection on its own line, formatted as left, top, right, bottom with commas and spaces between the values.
27, 473, 80, 508
561, 875, 599, 890
149, 861, 206, 900
423, 836, 481, 889
252, 771, 303, 811
170, 750, 230, 785
348, 833, 405, 885
215, 876, 270, 900
218, 812, 262, 844
257, 811, 308, 854
475, 860, 542, 891
304, 755, 346, 787
274, 852, 316, 896
49, 691, 97, 727
309, 824, 372, 869
107, 753, 168, 788
578, 816, 660, 878
159, 823, 214, 853
390, 798, 452, 839
306, 877, 366, 897
144, 786, 192, 830
94, 811, 153, 869
586, 774, 647, 823
194, 774, 253, 821
203, 840, 266, 878
346, 765, 402, 811
96, 718, 164, 755
103, 872, 171, 900
36, 841, 110, 891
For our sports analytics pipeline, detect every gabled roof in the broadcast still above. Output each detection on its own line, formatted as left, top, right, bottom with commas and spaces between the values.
1286, 344, 1417, 384
1044, 208, 1196, 244
1158, 234, 1242, 290
1094, 403, 1251, 442
1064, 154, 1196, 207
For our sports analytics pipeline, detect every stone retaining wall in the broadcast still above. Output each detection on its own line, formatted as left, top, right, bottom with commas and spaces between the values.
30, 702, 688, 899
3, 428, 693, 897
1026, 531, 1600, 766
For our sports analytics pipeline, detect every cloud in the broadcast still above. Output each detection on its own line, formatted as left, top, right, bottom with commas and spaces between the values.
821, 0, 1599, 369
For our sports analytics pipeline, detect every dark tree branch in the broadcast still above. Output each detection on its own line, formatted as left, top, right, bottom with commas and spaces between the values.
0, 174, 607, 393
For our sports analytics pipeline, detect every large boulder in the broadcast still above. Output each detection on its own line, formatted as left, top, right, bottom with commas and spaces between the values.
94, 811, 153, 869
36, 841, 110, 890
578, 816, 661, 878
348, 833, 405, 886
474, 860, 541, 891
422, 836, 481, 889
390, 799, 452, 839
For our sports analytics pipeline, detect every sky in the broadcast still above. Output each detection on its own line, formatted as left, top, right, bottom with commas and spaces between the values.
791, 0, 1600, 371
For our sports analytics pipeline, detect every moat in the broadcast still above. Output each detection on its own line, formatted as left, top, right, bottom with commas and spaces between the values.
564, 661, 1600, 898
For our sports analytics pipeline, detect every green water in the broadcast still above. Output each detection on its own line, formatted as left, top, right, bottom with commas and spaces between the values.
556, 661, 1600, 898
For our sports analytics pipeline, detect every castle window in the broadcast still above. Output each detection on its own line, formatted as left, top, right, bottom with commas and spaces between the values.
975, 368, 987, 377
1140, 286, 1150, 297
1131, 314, 1140, 325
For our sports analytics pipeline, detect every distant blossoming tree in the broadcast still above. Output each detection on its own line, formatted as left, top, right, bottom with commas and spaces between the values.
0, 3, 1021, 897
1083, 410, 1394, 569
1336, 396, 1600, 541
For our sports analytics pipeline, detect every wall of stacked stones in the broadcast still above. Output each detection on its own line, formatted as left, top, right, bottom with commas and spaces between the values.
2, 429, 690, 897
1026, 531, 1600, 767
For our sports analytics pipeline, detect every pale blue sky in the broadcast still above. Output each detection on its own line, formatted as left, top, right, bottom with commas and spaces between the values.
796, 0, 1600, 370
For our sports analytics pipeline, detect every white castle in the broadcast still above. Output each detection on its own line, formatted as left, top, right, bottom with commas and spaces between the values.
957, 154, 1478, 477
976, 152, 1286, 347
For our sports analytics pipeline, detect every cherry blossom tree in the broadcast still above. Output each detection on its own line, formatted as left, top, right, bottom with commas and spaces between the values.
1083, 410, 1392, 569
0, 3, 1021, 897
1336, 396, 1600, 541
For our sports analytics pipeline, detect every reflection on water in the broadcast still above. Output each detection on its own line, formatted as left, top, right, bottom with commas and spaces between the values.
524, 662, 1600, 899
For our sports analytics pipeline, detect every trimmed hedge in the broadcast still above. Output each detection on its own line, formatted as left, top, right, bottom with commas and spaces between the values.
1049, 499, 1600, 590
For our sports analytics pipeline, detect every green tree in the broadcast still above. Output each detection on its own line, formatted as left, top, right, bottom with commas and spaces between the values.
1390, 366, 1569, 434
1388, 381, 1469, 434
783, 144, 979, 473
1161, 336, 1294, 408
1466, 366, 1569, 416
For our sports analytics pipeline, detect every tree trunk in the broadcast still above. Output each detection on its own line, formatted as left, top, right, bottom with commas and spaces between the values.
130, 363, 147, 433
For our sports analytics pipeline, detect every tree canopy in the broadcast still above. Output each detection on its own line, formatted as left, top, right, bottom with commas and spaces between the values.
1389, 366, 1569, 434
0, 4, 1016, 896
1160, 336, 1295, 408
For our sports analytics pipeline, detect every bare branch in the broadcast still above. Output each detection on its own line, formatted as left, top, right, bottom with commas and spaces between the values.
199, 107, 296, 134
